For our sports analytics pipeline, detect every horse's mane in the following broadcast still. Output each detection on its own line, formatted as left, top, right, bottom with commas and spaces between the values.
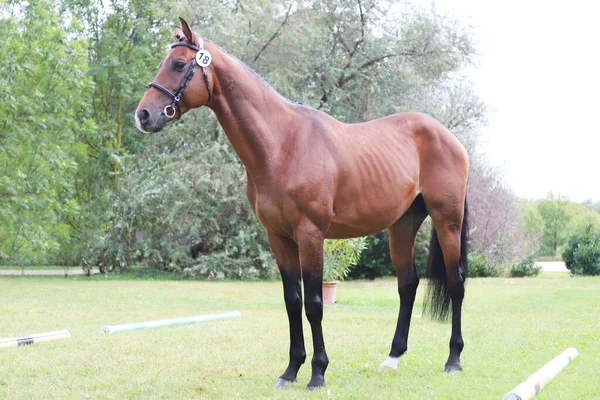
205, 39, 300, 107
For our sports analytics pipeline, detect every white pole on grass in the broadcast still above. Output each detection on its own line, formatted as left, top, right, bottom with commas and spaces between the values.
0, 330, 71, 349
100, 311, 241, 334
502, 347, 579, 400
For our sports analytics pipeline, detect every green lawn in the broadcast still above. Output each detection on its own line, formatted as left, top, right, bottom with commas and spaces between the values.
0, 265, 69, 270
0, 274, 598, 399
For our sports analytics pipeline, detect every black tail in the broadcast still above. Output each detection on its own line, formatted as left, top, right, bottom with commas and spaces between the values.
424, 198, 469, 322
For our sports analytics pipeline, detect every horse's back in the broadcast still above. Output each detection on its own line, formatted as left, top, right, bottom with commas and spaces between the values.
319, 111, 468, 238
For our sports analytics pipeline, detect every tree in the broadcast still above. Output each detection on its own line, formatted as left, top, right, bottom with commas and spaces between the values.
0, 0, 89, 264
60, 0, 171, 266
520, 200, 544, 256
537, 192, 571, 256
105, 0, 488, 276
466, 150, 523, 266
2, 0, 501, 275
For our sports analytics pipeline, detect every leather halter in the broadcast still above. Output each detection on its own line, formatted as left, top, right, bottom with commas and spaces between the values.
146, 42, 212, 119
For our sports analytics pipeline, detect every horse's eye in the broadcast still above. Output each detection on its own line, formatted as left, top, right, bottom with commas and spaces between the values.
174, 61, 185, 70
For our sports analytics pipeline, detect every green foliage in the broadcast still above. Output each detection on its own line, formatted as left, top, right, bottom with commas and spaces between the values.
348, 219, 432, 280
249, 1, 483, 127
89, 129, 276, 279
323, 237, 367, 282
537, 192, 571, 256
0, 0, 89, 264
567, 202, 600, 236
467, 251, 499, 278
347, 232, 393, 280
509, 256, 541, 278
562, 226, 600, 276
58, 0, 171, 268
2, 0, 488, 275
520, 200, 544, 256
520, 195, 600, 259
414, 219, 433, 276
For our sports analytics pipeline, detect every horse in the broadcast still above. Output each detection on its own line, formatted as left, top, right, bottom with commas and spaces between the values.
136, 17, 470, 391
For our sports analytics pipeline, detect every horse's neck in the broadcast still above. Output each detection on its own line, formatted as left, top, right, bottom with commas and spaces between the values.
206, 44, 295, 181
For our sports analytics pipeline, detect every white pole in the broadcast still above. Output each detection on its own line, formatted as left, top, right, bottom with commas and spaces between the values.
0, 330, 71, 349
100, 311, 241, 334
502, 347, 579, 400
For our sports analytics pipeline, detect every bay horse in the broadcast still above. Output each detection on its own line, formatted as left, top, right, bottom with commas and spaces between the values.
136, 18, 469, 390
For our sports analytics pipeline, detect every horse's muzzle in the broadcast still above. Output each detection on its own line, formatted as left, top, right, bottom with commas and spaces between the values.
135, 108, 168, 133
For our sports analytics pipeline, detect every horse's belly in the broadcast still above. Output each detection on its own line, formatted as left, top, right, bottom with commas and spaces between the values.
326, 195, 411, 239
325, 132, 420, 238
326, 219, 394, 239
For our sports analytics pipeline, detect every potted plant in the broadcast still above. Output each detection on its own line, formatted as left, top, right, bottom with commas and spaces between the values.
322, 237, 367, 304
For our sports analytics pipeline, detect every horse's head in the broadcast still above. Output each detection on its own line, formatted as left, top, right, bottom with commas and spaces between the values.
135, 18, 214, 133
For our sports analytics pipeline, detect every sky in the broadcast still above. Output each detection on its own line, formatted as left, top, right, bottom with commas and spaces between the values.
412, 0, 600, 202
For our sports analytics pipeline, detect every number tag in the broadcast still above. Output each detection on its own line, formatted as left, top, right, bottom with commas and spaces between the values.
195, 50, 212, 67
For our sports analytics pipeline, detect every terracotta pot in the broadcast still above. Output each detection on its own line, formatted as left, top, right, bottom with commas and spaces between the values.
322, 281, 339, 304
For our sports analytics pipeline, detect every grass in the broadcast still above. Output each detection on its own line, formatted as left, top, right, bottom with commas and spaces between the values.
0, 265, 69, 270
1, 273, 599, 399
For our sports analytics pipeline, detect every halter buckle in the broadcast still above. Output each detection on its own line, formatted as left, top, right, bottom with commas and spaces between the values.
164, 105, 177, 119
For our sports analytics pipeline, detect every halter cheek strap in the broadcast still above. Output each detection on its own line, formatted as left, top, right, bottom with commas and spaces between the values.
146, 41, 212, 120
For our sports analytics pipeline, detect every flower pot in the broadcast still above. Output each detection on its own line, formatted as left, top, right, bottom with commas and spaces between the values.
322, 281, 339, 304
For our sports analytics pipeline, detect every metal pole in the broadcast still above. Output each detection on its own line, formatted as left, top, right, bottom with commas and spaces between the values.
100, 311, 241, 334
0, 330, 71, 349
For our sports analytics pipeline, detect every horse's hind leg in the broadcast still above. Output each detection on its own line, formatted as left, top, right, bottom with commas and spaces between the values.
268, 233, 307, 388
380, 195, 428, 370
425, 196, 468, 372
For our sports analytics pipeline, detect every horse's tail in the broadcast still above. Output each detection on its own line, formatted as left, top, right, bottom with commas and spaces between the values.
424, 197, 469, 322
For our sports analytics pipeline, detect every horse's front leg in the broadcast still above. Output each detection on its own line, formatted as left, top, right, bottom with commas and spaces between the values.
296, 223, 328, 390
268, 233, 306, 388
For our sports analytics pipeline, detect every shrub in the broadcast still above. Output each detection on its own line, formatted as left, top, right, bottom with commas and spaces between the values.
562, 227, 600, 276
572, 242, 600, 276
510, 256, 541, 277
467, 251, 499, 277
347, 232, 394, 279
85, 133, 276, 279
323, 238, 368, 282
348, 218, 432, 280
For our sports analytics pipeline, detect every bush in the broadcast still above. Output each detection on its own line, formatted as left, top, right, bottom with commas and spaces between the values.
562, 225, 600, 275
467, 251, 499, 277
85, 131, 276, 279
348, 219, 432, 280
323, 238, 368, 281
510, 256, 541, 277
572, 242, 600, 276
563, 226, 600, 276
347, 232, 394, 279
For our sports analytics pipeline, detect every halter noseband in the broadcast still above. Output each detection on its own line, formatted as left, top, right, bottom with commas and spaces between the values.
146, 41, 212, 119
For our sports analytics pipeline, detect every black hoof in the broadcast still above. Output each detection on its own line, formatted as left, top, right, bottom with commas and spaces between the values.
274, 378, 296, 388
444, 363, 463, 373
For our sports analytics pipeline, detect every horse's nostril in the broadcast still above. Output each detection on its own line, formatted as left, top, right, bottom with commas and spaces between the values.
138, 109, 150, 124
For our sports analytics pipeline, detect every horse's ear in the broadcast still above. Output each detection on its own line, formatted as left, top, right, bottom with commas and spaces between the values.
174, 25, 185, 42
179, 17, 200, 47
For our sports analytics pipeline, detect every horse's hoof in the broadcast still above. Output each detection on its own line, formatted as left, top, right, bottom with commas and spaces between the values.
306, 383, 324, 392
444, 363, 463, 373
379, 356, 400, 370
274, 378, 296, 388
